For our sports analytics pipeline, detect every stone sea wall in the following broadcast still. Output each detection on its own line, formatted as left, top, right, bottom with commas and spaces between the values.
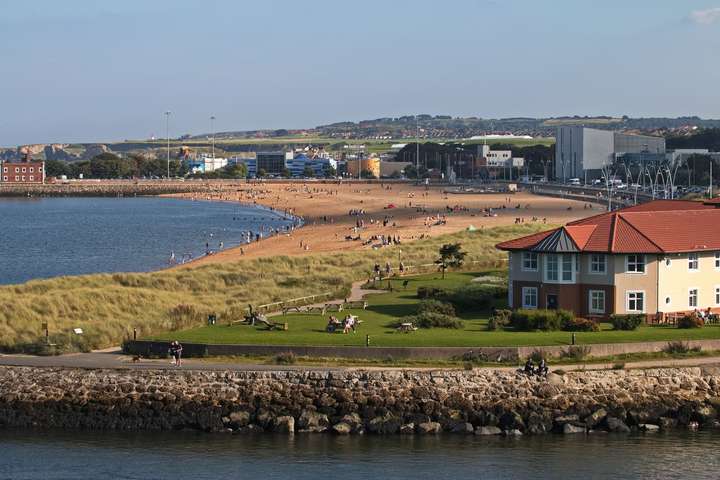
2, 366, 720, 435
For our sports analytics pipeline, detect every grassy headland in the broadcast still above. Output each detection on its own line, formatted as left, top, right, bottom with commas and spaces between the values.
0, 224, 537, 353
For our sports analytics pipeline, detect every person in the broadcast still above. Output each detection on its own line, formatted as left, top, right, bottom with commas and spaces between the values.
169, 341, 183, 367
326, 315, 340, 333
536, 358, 548, 376
523, 358, 534, 375
343, 314, 355, 334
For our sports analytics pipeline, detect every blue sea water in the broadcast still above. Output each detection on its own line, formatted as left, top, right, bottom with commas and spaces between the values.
0, 429, 718, 480
0, 197, 295, 284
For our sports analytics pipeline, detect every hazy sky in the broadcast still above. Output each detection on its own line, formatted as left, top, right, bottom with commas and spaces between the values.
1, 0, 720, 145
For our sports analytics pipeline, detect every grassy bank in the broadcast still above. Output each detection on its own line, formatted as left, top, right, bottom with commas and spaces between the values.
160, 271, 720, 348
0, 224, 540, 353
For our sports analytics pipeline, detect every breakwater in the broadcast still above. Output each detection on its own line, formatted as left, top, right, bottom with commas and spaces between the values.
0, 181, 210, 197
2, 366, 720, 435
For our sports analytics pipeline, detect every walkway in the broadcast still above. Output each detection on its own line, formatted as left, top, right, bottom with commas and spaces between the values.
1, 349, 719, 373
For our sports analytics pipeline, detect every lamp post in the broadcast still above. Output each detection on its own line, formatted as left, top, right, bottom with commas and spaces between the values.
210, 115, 216, 160
164, 111, 171, 179
415, 115, 420, 184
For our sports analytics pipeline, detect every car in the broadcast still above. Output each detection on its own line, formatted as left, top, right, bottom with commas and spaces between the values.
567, 178, 581, 186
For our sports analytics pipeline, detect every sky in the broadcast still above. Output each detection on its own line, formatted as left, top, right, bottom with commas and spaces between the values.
1, 0, 720, 145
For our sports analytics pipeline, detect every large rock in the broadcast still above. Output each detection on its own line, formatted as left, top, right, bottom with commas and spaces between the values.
417, 422, 442, 435
368, 414, 401, 434
451, 422, 475, 434
498, 411, 525, 431
399, 423, 415, 434
585, 408, 607, 428
227, 411, 250, 428
475, 426, 502, 436
332, 422, 352, 435
298, 411, 329, 433
606, 417, 630, 433
274, 416, 295, 433
563, 423, 586, 434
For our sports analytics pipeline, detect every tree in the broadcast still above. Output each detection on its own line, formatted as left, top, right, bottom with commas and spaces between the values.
257, 168, 267, 178
281, 167, 292, 178
323, 165, 337, 178
45, 159, 70, 177
222, 162, 248, 178
435, 243, 467, 279
303, 165, 315, 178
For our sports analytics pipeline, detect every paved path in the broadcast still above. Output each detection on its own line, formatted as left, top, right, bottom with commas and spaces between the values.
1, 349, 720, 373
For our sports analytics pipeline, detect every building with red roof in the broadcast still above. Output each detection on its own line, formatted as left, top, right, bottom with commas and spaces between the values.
496, 199, 720, 319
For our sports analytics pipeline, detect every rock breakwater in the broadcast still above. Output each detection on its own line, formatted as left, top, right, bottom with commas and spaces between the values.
2, 366, 720, 435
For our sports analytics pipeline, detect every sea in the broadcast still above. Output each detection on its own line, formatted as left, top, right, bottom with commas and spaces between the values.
0, 197, 296, 285
0, 429, 717, 479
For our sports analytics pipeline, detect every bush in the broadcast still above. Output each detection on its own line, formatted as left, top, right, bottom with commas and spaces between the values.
510, 309, 571, 331
560, 345, 591, 361
442, 284, 506, 312
416, 299, 456, 317
400, 312, 464, 329
612, 362, 625, 370
563, 317, 600, 332
664, 341, 701, 354
677, 313, 704, 329
274, 352, 297, 364
487, 309, 512, 331
416, 286, 449, 299
460, 350, 488, 363
610, 314, 644, 331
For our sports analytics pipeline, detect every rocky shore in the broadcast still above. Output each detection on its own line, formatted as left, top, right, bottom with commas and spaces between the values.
2, 366, 720, 435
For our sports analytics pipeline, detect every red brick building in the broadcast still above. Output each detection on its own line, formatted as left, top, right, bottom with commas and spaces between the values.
1, 160, 45, 184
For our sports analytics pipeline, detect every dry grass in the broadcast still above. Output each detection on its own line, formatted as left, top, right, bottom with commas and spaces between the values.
0, 224, 546, 352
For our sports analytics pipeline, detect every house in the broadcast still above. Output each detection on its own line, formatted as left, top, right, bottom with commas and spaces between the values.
496, 200, 720, 320
1, 158, 45, 184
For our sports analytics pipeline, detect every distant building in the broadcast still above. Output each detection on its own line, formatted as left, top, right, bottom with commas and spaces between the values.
380, 161, 411, 177
256, 152, 288, 176
188, 154, 227, 174
346, 156, 381, 178
555, 126, 665, 182
1, 156, 45, 184
285, 154, 337, 177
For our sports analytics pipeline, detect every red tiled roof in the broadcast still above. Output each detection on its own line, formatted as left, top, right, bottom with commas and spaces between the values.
496, 200, 720, 254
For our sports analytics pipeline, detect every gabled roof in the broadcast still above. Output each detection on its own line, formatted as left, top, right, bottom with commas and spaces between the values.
496, 199, 720, 254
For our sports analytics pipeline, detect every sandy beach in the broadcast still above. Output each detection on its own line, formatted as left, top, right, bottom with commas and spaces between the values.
167, 182, 596, 267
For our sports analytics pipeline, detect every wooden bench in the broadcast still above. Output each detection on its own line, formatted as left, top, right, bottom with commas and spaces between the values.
325, 303, 344, 312
304, 306, 327, 315
397, 322, 417, 333
282, 305, 303, 315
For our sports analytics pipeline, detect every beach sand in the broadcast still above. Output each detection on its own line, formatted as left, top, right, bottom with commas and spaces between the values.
167, 182, 597, 267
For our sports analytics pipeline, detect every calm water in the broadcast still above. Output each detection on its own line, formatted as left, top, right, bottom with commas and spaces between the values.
0, 430, 717, 479
0, 197, 295, 284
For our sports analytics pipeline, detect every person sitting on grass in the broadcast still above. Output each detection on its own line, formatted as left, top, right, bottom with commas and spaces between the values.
326, 316, 341, 333
343, 314, 355, 334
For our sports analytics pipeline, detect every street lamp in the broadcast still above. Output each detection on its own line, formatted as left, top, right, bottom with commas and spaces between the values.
164, 111, 171, 179
210, 115, 216, 160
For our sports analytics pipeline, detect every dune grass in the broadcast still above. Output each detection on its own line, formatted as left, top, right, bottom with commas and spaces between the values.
161, 272, 720, 348
0, 224, 545, 352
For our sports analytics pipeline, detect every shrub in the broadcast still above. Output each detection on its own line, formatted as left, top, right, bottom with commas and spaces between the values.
416, 299, 456, 317
510, 309, 569, 331
416, 286, 449, 299
400, 312, 464, 329
612, 362, 625, 370
563, 317, 600, 332
560, 345, 591, 361
664, 341, 701, 354
610, 314, 644, 331
529, 349, 545, 362
677, 313, 704, 329
487, 308, 512, 331
442, 284, 506, 312
460, 350, 488, 363
274, 352, 297, 364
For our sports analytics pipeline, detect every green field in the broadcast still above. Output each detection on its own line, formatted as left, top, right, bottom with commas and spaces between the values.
158, 271, 720, 348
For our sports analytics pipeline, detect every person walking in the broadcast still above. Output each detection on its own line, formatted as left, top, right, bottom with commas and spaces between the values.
169, 341, 183, 367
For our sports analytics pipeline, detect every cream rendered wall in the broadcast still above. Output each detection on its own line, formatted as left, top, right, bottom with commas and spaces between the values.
657, 251, 720, 313
613, 254, 659, 315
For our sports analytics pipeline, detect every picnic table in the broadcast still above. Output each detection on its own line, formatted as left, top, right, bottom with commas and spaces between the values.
397, 322, 417, 333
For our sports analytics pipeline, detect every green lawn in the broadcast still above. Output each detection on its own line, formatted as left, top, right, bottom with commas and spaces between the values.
153, 272, 720, 348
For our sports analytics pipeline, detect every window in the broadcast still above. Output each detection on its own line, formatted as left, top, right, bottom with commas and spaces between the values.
715, 252, 720, 269
626, 254, 645, 273
29, 176, 34, 181
521, 252, 538, 271
29, 167, 34, 173
589, 290, 605, 314
522, 287, 538, 309
21, 167, 26, 173
14, 167, 19, 173
2, 167, 6, 173
688, 253, 699, 271
14, 176, 18, 181
590, 254, 606, 274
562, 255, 573, 281
627, 291, 645, 312
689, 288, 698, 308
715, 287, 720, 305
2, 176, 6, 181
545, 254, 558, 281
